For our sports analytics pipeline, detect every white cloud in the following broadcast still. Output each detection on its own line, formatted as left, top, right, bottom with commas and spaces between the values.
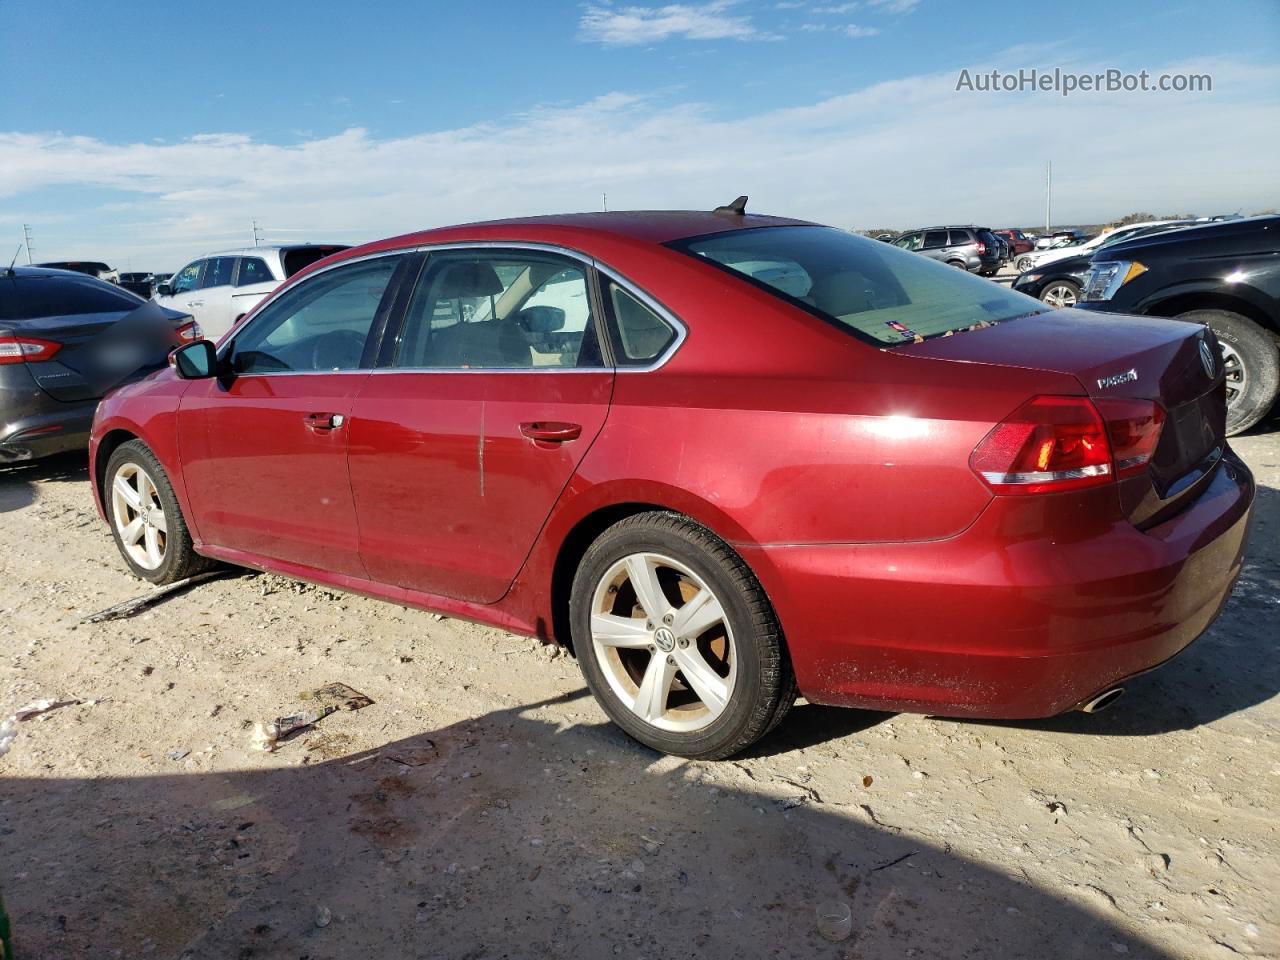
813, 2, 860, 12
842, 23, 879, 36
578, 1, 774, 45
866, 0, 921, 11
3, 57, 1278, 267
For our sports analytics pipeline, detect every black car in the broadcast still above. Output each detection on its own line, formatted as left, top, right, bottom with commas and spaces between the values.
1076, 216, 1280, 435
1013, 224, 1197, 309
1, 267, 197, 462
34, 261, 118, 284
118, 272, 156, 298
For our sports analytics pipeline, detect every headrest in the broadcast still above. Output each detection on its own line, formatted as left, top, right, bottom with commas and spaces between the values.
516, 305, 566, 333
435, 261, 504, 299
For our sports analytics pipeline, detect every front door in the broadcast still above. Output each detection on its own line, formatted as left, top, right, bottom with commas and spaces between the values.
179, 253, 407, 578
349, 248, 613, 603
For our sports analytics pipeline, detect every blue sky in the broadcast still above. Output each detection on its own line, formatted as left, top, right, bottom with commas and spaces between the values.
2, 0, 1278, 268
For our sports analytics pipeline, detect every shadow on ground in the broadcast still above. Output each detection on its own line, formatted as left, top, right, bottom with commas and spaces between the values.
0, 451, 89, 514
2, 692, 1171, 960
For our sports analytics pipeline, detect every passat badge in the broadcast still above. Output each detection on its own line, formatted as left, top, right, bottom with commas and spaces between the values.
1097, 368, 1138, 390
1199, 339, 1217, 378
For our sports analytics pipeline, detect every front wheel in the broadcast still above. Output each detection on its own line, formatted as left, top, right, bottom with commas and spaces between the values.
1039, 280, 1080, 309
1015, 256, 1035, 272
570, 512, 795, 759
105, 439, 213, 584
1177, 309, 1280, 435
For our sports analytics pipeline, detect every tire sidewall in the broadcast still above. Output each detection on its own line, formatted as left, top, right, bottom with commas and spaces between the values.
1179, 309, 1280, 435
104, 442, 190, 584
570, 519, 769, 757
1040, 280, 1080, 307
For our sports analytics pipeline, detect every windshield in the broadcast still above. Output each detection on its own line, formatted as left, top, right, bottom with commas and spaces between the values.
671, 225, 1044, 345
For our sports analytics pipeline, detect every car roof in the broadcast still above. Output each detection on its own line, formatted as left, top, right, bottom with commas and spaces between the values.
1097, 214, 1280, 256
5, 265, 107, 280
195, 244, 347, 258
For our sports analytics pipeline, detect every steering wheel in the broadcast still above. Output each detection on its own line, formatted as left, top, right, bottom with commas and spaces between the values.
309, 330, 367, 371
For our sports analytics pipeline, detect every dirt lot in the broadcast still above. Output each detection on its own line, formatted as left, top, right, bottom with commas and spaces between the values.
1, 430, 1277, 960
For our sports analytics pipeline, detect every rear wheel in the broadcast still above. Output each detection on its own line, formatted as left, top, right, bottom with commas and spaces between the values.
571, 512, 794, 759
947, 260, 967, 270
105, 440, 213, 584
1016, 256, 1035, 272
1040, 280, 1080, 309
1177, 309, 1279, 435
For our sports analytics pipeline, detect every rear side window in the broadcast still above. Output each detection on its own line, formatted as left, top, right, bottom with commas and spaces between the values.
237, 257, 275, 286
922, 230, 948, 248
673, 225, 1043, 346
0, 275, 141, 321
200, 257, 236, 288
948, 230, 973, 246
281, 246, 349, 278
606, 283, 676, 365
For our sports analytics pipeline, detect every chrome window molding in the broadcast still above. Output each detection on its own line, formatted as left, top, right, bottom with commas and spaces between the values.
219, 240, 687, 377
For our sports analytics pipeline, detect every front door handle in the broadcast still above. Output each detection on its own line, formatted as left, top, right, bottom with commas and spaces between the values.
519, 421, 581, 443
304, 412, 346, 431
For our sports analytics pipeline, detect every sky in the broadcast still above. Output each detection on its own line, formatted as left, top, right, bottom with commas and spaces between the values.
1, 0, 1278, 270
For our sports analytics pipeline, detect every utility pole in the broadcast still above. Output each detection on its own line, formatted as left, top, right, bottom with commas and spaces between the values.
252, 219, 263, 247
602, 192, 608, 212
1045, 160, 1052, 234
22, 224, 33, 263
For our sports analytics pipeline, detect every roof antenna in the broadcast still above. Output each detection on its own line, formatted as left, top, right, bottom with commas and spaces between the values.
5, 245, 22, 276
714, 195, 748, 216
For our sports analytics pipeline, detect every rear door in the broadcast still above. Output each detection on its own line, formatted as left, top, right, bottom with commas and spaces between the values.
178, 253, 409, 577
921, 229, 950, 262
349, 247, 613, 603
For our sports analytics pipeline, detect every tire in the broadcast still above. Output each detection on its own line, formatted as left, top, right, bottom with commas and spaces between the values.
105, 439, 214, 584
1016, 256, 1034, 272
1039, 279, 1080, 309
947, 260, 968, 270
570, 511, 794, 759
1177, 309, 1280, 435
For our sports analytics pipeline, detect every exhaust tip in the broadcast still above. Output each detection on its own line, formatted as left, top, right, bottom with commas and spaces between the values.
1079, 687, 1125, 714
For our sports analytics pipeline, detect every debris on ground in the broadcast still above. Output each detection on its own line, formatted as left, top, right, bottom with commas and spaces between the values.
302, 681, 375, 713
386, 742, 438, 766
0, 699, 87, 759
250, 683, 375, 752
80, 570, 231, 623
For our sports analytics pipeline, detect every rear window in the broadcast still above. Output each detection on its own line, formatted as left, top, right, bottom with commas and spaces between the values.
0, 275, 142, 322
281, 246, 350, 278
672, 225, 1044, 346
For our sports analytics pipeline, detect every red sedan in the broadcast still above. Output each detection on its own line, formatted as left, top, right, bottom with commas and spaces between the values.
89, 208, 1254, 759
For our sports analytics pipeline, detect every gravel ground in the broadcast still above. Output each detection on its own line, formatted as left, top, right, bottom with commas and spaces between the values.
1, 426, 1276, 960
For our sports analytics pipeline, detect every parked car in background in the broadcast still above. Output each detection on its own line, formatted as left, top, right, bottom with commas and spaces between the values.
1017, 220, 1193, 274
1013, 223, 1198, 309
34, 261, 119, 284
155, 244, 349, 341
892, 225, 1002, 275
995, 229, 1034, 256
1078, 215, 1280, 435
118, 272, 156, 298
1034, 230, 1087, 250
1, 266, 198, 462
89, 208, 1252, 759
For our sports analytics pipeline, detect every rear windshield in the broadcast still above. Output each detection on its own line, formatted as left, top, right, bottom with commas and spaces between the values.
281, 246, 350, 278
0, 275, 142, 322
671, 225, 1043, 345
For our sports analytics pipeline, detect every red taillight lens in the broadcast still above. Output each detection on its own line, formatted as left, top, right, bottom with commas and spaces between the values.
1094, 398, 1165, 478
0, 336, 61, 365
971, 395, 1112, 495
976, 242, 986, 254
176, 320, 201, 342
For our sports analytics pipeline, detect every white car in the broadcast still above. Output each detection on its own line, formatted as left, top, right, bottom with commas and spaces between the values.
155, 244, 348, 341
1015, 221, 1191, 273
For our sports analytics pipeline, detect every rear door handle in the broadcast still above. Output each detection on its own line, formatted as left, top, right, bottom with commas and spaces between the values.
520, 421, 582, 443
304, 412, 346, 431
186, 300, 204, 308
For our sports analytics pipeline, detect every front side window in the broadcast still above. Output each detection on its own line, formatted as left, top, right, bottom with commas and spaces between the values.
200, 257, 236, 289
227, 256, 401, 374
673, 225, 1044, 346
237, 257, 275, 286
171, 261, 203, 294
893, 233, 922, 251
393, 252, 601, 370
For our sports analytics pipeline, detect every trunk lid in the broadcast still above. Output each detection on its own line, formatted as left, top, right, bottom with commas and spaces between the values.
901, 310, 1226, 524
3, 301, 187, 402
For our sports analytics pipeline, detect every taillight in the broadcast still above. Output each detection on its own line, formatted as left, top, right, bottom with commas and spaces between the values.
976, 242, 987, 254
1095, 398, 1165, 478
970, 395, 1112, 495
0, 336, 61, 365
177, 319, 201, 341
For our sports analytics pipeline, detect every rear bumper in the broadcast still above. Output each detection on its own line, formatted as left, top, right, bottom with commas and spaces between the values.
0, 372, 97, 462
743, 449, 1255, 718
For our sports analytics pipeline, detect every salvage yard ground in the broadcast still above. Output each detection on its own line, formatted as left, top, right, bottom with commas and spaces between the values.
1, 428, 1277, 960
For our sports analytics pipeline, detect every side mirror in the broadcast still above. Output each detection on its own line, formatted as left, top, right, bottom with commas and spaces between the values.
169, 339, 218, 379
156, 282, 173, 296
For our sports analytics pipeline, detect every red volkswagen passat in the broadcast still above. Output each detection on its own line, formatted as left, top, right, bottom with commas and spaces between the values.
89, 209, 1254, 758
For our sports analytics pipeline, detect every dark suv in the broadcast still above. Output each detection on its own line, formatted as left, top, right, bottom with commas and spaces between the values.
1077, 215, 1280, 435
892, 226, 1002, 276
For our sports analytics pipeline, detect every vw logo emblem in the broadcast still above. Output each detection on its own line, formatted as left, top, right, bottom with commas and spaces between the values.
653, 627, 677, 652
1199, 339, 1217, 378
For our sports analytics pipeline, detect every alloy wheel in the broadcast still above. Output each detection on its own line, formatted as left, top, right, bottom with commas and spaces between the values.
1219, 340, 1248, 407
589, 552, 737, 733
1041, 283, 1078, 308
111, 463, 168, 570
